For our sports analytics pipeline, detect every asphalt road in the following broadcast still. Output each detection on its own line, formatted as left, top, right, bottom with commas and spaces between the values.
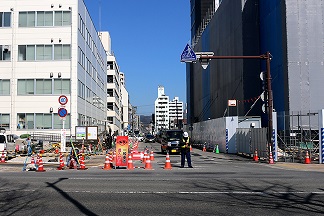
0, 142, 324, 216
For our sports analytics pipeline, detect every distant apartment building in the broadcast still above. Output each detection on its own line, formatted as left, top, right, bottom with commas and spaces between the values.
169, 97, 184, 129
0, 0, 107, 136
155, 86, 169, 131
154, 86, 184, 132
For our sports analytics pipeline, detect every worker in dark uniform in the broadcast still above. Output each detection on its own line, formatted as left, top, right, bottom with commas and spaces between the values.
180, 132, 193, 168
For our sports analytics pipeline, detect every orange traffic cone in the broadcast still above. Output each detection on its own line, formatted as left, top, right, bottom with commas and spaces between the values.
26, 155, 37, 171
36, 154, 46, 172
127, 154, 134, 170
304, 150, 311, 164
202, 145, 206, 152
36, 154, 40, 167
0, 150, 6, 163
253, 149, 259, 162
142, 151, 147, 164
69, 157, 77, 169
164, 153, 172, 170
190, 145, 193, 152
30, 155, 35, 166
103, 154, 112, 170
144, 157, 153, 170
77, 154, 88, 170
269, 151, 274, 164
57, 152, 65, 170
150, 150, 155, 161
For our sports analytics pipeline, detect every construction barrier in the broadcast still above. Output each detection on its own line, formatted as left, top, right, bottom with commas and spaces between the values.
132, 151, 143, 161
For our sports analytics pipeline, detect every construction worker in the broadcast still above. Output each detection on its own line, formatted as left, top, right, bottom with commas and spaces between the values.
180, 131, 193, 168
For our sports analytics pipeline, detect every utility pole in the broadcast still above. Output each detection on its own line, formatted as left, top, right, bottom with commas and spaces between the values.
132, 106, 137, 134
176, 99, 179, 129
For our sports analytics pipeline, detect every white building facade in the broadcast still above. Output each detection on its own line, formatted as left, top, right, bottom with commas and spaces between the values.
99, 31, 123, 136
0, 0, 107, 136
120, 72, 129, 135
154, 86, 169, 132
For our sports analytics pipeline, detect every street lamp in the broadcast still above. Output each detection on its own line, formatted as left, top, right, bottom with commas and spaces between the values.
197, 52, 273, 153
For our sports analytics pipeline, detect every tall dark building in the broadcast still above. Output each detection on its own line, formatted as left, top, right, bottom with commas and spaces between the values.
188, 0, 324, 131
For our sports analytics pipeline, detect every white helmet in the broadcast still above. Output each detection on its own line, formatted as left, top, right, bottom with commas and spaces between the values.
183, 132, 189, 138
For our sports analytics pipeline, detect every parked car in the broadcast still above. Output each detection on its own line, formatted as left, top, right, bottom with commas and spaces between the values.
160, 129, 183, 154
144, 134, 155, 143
136, 135, 144, 142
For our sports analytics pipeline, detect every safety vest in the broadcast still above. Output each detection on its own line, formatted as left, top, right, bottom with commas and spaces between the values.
181, 137, 190, 148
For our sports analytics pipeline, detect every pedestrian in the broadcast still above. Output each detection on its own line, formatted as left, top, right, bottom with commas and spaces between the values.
180, 131, 193, 168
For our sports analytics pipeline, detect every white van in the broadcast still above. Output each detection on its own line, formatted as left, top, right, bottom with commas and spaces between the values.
0, 128, 8, 152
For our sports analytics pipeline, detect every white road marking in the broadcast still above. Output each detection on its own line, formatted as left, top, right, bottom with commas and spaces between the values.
8, 189, 324, 195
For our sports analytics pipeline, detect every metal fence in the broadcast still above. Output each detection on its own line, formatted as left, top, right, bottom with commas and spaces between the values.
236, 128, 268, 159
276, 110, 320, 163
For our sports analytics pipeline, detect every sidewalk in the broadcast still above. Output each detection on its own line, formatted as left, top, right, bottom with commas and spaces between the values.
192, 148, 324, 173
2, 150, 324, 173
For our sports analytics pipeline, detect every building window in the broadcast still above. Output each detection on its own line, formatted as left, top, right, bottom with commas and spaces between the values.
19, 11, 70, 27
0, 45, 11, 61
0, 79, 10, 95
36, 45, 52, 60
36, 11, 53, 26
107, 117, 113, 124
0, 12, 11, 27
18, 44, 70, 61
35, 113, 52, 129
0, 114, 9, 128
107, 102, 113, 111
54, 44, 71, 60
54, 114, 70, 129
107, 89, 113, 97
17, 113, 34, 129
78, 80, 85, 99
18, 79, 70, 95
17, 79, 34, 95
107, 75, 113, 83
17, 113, 70, 130
18, 11, 35, 27
36, 79, 52, 94
54, 79, 70, 94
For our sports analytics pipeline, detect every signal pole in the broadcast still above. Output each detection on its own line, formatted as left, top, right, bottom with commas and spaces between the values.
197, 52, 273, 152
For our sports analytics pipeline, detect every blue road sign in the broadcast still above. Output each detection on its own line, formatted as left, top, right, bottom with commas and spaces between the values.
180, 44, 197, 62
58, 108, 68, 118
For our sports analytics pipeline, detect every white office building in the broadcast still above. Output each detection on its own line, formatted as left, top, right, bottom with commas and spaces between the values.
0, 0, 107, 136
154, 86, 169, 132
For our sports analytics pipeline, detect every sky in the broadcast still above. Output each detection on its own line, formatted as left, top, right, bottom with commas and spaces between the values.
83, 0, 191, 116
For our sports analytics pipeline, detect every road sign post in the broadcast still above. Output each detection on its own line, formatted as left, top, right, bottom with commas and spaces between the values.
58, 95, 68, 152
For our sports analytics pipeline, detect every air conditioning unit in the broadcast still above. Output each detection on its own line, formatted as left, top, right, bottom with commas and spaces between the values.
3, 45, 10, 53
